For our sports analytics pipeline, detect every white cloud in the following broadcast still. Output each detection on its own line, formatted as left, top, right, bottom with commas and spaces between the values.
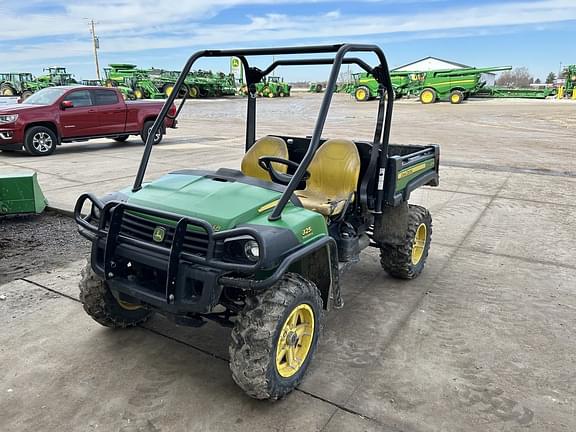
0, 0, 575, 68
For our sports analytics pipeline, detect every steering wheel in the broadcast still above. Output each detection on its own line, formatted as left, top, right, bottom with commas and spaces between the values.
258, 156, 310, 186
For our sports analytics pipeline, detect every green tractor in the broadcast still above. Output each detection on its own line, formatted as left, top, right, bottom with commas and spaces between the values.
74, 44, 439, 400
0, 73, 42, 99
36, 67, 78, 87
308, 82, 324, 93
259, 76, 291, 97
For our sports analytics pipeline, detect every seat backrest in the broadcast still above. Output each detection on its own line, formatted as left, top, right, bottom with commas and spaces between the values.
241, 136, 289, 181
305, 139, 361, 200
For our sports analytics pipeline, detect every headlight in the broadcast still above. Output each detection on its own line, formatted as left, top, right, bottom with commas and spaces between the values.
223, 236, 260, 263
0, 114, 18, 124
244, 240, 260, 262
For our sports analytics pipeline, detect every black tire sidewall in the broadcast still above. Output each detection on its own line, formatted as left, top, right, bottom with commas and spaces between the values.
24, 126, 57, 156
141, 120, 163, 145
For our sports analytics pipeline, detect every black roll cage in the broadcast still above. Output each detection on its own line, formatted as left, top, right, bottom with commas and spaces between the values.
134, 43, 394, 220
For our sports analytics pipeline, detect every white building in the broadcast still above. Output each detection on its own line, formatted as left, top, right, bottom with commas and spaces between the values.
392, 56, 496, 87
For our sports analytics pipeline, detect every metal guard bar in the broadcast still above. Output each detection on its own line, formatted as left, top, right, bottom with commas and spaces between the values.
74, 194, 269, 303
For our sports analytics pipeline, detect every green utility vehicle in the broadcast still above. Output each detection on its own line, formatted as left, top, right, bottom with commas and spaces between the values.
412, 66, 512, 104
0, 73, 40, 99
353, 71, 420, 101
74, 44, 439, 400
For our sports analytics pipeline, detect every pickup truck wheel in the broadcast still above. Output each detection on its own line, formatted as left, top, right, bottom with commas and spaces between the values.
141, 120, 163, 145
229, 273, 323, 400
79, 261, 152, 328
113, 135, 129, 142
24, 126, 57, 156
380, 205, 432, 279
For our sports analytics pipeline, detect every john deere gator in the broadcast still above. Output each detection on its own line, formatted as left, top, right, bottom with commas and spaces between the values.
75, 43, 439, 400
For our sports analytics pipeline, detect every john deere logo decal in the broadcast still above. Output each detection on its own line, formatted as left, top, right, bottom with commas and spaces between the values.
152, 226, 166, 243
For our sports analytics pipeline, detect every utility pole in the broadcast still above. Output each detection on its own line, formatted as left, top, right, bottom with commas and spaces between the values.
87, 19, 101, 80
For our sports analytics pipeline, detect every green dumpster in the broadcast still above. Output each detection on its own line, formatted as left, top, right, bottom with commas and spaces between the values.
0, 171, 47, 215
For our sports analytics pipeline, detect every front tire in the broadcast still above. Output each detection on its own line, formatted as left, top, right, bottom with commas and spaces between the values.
229, 273, 323, 400
354, 86, 370, 102
380, 205, 432, 279
21, 90, 33, 100
419, 88, 437, 104
141, 120, 163, 145
24, 126, 57, 156
79, 261, 152, 328
450, 90, 464, 104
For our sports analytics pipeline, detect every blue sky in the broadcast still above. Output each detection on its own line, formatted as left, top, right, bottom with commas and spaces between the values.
1, 0, 575, 81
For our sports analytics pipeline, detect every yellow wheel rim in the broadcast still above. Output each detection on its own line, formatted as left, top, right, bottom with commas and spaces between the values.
268, 92, 275, 98
356, 88, 367, 100
421, 90, 434, 104
165, 86, 174, 96
275, 303, 315, 378
2, 88, 14, 96
189, 87, 198, 97
411, 223, 427, 265
451, 93, 460, 103
134, 90, 143, 99
117, 299, 142, 311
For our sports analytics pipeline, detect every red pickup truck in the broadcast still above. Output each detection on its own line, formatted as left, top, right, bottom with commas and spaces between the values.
0, 86, 176, 156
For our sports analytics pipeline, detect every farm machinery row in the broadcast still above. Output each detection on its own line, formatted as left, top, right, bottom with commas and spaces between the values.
345, 65, 562, 104
0, 67, 77, 100
103, 64, 238, 100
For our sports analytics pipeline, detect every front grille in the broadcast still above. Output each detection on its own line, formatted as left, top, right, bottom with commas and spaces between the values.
120, 212, 210, 257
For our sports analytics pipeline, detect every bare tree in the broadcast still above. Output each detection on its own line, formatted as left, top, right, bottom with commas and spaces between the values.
496, 67, 534, 88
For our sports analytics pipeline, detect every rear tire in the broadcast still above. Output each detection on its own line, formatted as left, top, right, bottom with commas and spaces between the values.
380, 205, 432, 279
133, 88, 145, 99
141, 120, 163, 145
79, 261, 152, 328
229, 273, 323, 400
0, 84, 15, 96
450, 90, 464, 104
24, 126, 57, 156
113, 135, 129, 142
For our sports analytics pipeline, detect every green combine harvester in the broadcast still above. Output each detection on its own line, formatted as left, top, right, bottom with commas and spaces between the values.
0, 172, 47, 216
409, 66, 512, 104
559, 64, 576, 98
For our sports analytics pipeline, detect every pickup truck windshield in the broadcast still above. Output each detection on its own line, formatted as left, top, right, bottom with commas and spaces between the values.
23, 88, 68, 105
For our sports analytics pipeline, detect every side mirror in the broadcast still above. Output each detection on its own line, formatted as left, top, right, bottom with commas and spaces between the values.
61, 100, 74, 109
17, 98, 22, 104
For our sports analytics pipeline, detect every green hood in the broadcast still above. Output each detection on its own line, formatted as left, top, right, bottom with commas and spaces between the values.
126, 173, 283, 230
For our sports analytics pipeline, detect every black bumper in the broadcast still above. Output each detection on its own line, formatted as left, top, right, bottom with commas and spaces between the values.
75, 193, 333, 314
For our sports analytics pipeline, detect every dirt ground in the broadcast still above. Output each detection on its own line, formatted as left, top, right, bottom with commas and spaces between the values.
0, 94, 575, 432
0, 211, 87, 285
